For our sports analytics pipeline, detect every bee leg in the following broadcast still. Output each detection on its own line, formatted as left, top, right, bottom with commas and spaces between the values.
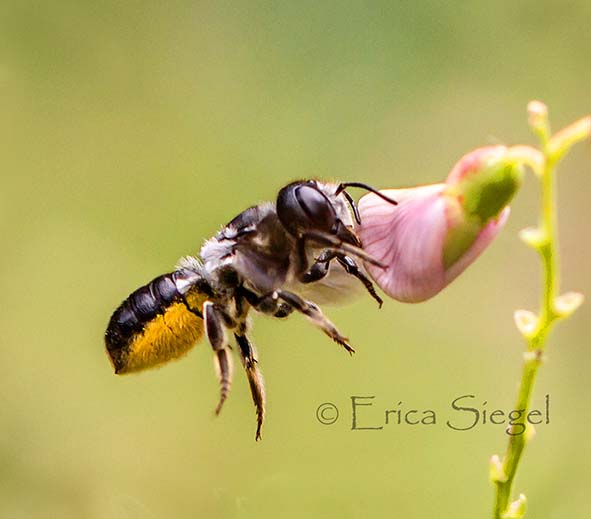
234, 332, 266, 441
300, 230, 387, 268
246, 289, 348, 350
299, 250, 336, 283
203, 301, 234, 415
275, 290, 355, 355
300, 260, 329, 283
336, 255, 383, 308
298, 251, 382, 307
273, 302, 293, 318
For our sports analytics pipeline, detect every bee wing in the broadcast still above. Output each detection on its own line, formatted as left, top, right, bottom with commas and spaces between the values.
289, 261, 364, 306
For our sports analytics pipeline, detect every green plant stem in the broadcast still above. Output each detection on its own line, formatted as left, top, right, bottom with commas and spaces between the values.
492, 150, 559, 518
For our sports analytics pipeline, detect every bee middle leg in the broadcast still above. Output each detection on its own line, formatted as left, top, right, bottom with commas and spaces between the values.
278, 291, 354, 353
242, 288, 352, 352
274, 290, 354, 354
203, 301, 234, 415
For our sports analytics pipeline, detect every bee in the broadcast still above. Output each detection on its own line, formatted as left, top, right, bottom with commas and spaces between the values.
105, 180, 397, 440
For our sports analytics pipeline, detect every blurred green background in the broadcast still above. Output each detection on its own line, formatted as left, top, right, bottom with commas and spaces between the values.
1, 2, 590, 518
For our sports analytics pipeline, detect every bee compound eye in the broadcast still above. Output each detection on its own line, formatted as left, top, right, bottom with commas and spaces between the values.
277, 181, 338, 236
294, 184, 336, 231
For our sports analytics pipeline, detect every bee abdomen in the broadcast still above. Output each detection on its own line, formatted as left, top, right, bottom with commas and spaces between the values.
105, 272, 206, 374
106, 275, 175, 344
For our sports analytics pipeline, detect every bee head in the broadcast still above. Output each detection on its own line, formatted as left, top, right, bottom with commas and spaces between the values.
276, 180, 340, 237
276, 180, 398, 243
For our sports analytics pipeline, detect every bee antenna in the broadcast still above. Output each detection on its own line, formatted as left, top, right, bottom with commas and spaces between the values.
335, 182, 398, 206
341, 190, 362, 225
334, 182, 398, 225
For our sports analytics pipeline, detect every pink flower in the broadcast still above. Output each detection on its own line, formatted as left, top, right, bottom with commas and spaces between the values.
357, 146, 522, 303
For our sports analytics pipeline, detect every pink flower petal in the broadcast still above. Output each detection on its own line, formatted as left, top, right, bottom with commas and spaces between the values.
358, 185, 511, 303
357, 147, 517, 304
357, 185, 449, 303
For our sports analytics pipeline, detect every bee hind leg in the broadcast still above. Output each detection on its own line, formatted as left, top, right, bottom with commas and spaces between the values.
203, 301, 234, 415
234, 332, 266, 441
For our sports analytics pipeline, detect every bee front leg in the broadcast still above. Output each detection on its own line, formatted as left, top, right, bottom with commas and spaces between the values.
335, 255, 383, 308
299, 250, 336, 284
203, 301, 234, 415
234, 332, 266, 441
300, 251, 383, 307
300, 230, 387, 268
